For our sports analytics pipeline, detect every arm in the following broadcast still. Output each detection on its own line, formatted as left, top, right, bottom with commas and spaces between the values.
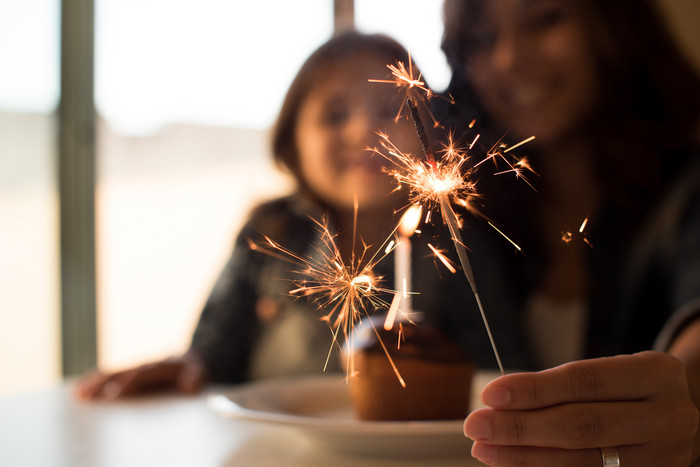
189, 226, 265, 384
74, 350, 207, 400
75, 224, 264, 399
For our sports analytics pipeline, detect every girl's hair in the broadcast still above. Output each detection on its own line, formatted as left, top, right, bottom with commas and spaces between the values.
271, 31, 412, 191
441, 0, 700, 195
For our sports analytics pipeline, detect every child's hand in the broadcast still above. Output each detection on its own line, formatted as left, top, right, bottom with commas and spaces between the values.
74, 351, 207, 400
464, 352, 699, 466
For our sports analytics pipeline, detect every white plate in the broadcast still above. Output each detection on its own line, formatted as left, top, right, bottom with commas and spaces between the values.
207, 374, 479, 457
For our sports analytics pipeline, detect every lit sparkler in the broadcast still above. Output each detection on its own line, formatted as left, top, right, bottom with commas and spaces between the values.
368, 54, 452, 128
368, 56, 541, 376
370, 97, 534, 375
248, 207, 409, 386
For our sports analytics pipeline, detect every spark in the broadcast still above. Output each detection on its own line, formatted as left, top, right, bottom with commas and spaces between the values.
427, 243, 457, 273
474, 136, 538, 191
370, 127, 521, 252
503, 135, 536, 153
562, 231, 574, 244
469, 133, 481, 150
369, 60, 539, 375
488, 221, 522, 252
249, 213, 408, 386
561, 216, 593, 247
371, 129, 477, 210
368, 56, 432, 98
369, 56, 452, 128
579, 217, 588, 233
371, 97, 513, 375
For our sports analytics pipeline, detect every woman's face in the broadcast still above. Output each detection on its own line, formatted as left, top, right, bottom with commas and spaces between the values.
294, 53, 420, 212
465, 0, 601, 145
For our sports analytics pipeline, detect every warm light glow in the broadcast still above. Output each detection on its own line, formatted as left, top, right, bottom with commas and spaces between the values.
398, 205, 422, 237
249, 212, 408, 385
579, 217, 589, 233
561, 217, 593, 247
367, 65, 538, 375
427, 243, 457, 273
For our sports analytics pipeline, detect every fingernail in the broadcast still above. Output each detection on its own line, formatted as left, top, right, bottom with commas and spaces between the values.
483, 385, 511, 407
471, 442, 497, 465
464, 411, 492, 440
102, 381, 121, 399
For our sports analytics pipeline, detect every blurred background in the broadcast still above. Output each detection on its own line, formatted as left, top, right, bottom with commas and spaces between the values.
0, 0, 698, 396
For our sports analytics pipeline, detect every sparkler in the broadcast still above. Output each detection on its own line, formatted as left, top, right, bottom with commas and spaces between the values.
368, 54, 452, 128
370, 98, 539, 375
368, 53, 541, 376
248, 206, 410, 387
407, 97, 506, 375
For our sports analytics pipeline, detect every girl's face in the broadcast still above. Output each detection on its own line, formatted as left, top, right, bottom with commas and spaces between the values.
465, 0, 601, 145
295, 53, 420, 212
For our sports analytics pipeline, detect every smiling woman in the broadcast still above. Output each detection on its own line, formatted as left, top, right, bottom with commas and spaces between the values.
440, 0, 700, 465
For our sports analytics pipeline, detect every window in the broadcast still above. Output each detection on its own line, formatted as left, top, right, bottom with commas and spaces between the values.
355, 0, 450, 93
95, 0, 331, 369
0, 0, 61, 396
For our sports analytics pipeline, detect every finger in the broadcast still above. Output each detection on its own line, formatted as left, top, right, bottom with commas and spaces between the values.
102, 370, 140, 398
471, 442, 602, 467
177, 360, 207, 394
74, 371, 114, 400
482, 352, 687, 410
111, 361, 186, 397
470, 442, 658, 467
465, 402, 664, 449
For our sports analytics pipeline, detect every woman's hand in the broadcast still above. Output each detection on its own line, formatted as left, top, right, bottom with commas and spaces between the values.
74, 351, 208, 400
464, 352, 699, 466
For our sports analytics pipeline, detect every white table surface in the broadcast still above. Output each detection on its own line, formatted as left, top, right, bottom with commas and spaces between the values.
0, 378, 492, 467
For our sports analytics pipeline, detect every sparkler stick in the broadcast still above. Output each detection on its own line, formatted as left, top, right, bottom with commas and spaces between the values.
406, 97, 435, 165
406, 97, 505, 376
439, 195, 505, 375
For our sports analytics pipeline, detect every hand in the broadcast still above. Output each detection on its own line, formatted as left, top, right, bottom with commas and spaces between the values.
464, 352, 699, 466
74, 351, 208, 400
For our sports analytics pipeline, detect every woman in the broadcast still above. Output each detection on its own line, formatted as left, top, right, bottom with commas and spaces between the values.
441, 0, 700, 465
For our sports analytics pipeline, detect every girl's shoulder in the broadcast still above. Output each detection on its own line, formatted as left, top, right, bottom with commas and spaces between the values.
243, 194, 319, 244
248, 195, 298, 221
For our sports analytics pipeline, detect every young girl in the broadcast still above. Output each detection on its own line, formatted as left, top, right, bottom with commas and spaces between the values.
76, 31, 520, 399
441, 0, 700, 465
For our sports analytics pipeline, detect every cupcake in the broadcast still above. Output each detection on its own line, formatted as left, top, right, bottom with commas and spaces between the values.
345, 318, 475, 421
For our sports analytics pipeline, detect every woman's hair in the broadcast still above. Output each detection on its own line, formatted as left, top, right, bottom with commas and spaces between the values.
271, 31, 413, 191
441, 0, 700, 195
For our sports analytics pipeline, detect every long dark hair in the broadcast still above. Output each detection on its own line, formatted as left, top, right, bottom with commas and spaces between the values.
439, 0, 700, 260
441, 0, 700, 200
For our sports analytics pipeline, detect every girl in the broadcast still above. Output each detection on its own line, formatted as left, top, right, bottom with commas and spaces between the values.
441, 0, 700, 465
